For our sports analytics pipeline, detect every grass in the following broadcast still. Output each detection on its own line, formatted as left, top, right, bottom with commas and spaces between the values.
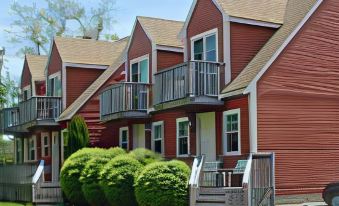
0, 202, 32, 206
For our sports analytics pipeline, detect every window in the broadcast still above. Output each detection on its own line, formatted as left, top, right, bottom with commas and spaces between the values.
41, 133, 49, 157
28, 136, 36, 161
130, 55, 149, 83
223, 109, 241, 156
22, 86, 31, 101
176, 117, 190, 157
48, 74, 61, 96
119, 127, 129, 150
192, 29, 217, 62
152, 121, 164, 154
16, 138, 22, 163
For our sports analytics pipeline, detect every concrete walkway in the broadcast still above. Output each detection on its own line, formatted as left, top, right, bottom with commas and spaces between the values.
277, 202, 327, 206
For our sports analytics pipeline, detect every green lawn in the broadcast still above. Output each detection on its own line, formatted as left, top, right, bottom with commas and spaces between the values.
0, 202, 32, 206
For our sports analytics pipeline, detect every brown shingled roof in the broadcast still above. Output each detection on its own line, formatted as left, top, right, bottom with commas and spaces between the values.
215, 0, 288, 24
57, 37, 129, 121
54, 36, 119, 65
137, 16, 184, 48
25, 54, 48, 82
221, 0, 318, 96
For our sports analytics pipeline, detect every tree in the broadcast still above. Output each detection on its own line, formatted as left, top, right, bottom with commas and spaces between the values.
6, 0, 118, 55
0, 71, 19, 109
65, 115, 90, 158
0, 136, 14, 165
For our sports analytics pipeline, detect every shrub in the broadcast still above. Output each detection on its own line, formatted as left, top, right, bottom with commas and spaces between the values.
135, 160, 191, 206
128, 148, 163, 165
65, 115, 90, 158
100, 155, 143, 206
60, 148, 107, 205
80, 147, 125, 206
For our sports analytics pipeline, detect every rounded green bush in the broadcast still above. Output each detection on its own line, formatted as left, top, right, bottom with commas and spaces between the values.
80, 147, 126, 206
128, 148, 163, 165
135, 160, 191, 206
100, 155, 143, 206
60, 148, 109, 205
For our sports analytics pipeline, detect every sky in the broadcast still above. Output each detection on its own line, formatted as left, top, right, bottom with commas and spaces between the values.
0, 0, 193, 81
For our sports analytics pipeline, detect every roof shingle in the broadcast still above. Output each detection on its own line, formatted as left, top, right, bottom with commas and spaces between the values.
214, 0, 288, 24
137, 16, 184, 48
54, 36, 120, 65
25, 54, 48, 82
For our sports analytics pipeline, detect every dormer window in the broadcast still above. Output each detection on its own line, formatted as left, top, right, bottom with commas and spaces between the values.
192, 28, 218, 62
48, 72, 61, 97
22, 85, 31, 101
130, 55, 149, 83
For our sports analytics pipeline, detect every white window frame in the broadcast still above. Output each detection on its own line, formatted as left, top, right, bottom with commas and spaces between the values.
41, 132, 50, 157
176, 117, 190, 157
27, 136, 37, 161
22, 85, 31, 101
190, 28, 218, 62
48, 72, 61, 97
152, 121, 164, 155
129, 54, 149, 83
119, 127, 129, 150
15, 138, 22, 164
223, 109, 241, 156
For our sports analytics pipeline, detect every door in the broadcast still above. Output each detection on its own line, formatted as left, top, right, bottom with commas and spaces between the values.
197, 112, 216, 161
52, 131, 60, 182
133, 124, 145, 149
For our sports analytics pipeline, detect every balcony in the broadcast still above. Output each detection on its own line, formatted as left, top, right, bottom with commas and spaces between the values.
154, 61, 224, 110
0, 96, 62, 134
100, 82, 151, 121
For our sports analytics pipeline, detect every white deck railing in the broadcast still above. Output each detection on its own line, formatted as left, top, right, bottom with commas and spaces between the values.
189, 155, 205, 206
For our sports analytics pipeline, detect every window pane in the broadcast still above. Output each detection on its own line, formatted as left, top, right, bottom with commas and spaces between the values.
131, 63, 139, 82
140, 59, 148, 83
179, 137, 188, 155
206, 51, 216, 62
154, 125, 161, 140
231, 133, 239, 151
179, 121, 189, 136
122, 143, 128, 149
45, 147, 49, 156
194, 39, 203, 60
155, 140, 162, 154
50, 78, 55, 96
206, 35, 216, 51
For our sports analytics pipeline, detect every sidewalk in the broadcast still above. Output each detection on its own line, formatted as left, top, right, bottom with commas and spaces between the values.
277, 202, 327, 206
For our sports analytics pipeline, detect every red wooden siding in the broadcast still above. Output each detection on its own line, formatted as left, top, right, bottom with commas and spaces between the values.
128, 21, 152, 82
157, 50, 184, 71
21, 60, 31, 89
230, 23, 276, 80
217, 96, 250, 168
187, 0, 224, 63
47, 42, 62, 76
257, 0, 339, 195
77, 63, 125, 147
66, 67, 104, 107
152, 109, 196, 159
35, 81, 46, 96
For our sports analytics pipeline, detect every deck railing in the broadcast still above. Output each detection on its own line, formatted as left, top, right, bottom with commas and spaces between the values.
189, 155, 205, 206
100, 82, 150, 118
154, 61, 222, 104
0, 96, 61, 131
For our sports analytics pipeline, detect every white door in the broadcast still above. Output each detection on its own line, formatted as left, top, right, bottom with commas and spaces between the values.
197, 112, 216, 161
52, 131, 60, 182
133, 124, 145, 149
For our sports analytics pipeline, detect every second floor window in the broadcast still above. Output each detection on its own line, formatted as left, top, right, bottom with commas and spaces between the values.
130, 56, 149, 83
192, 29, 217, 62
48, 75, 61, 96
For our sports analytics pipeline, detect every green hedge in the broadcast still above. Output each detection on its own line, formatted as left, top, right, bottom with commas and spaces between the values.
60, 148, 110, 205
128, 148, 163, 166
100, 155, 143, 206
80, 147, 125, 206
135, 160, 190, 206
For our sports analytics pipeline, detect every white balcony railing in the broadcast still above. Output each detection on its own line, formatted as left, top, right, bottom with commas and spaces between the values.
154, 61, 222, 105
100, 82, 150, 119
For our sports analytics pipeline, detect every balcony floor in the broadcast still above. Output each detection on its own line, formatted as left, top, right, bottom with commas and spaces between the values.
101, 110, 149, 122
154, 96, 224, 111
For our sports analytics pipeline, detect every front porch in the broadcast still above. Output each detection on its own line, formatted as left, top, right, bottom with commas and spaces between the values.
189, 153, 275, 206
0, 160, 63, 204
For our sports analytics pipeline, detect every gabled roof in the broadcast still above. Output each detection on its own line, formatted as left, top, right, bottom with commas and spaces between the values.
136, 16, 184, 48
214, 0, 288, 24
25, 54, 48, 82
221, 0, 319, 96
57, 37, 129, 122
54, 36, 120, 65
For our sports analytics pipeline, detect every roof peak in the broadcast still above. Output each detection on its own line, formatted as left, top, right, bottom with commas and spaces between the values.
137, 16, 184, 23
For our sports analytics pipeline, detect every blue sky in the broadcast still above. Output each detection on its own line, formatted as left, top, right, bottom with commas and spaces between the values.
0, 0, 192, 81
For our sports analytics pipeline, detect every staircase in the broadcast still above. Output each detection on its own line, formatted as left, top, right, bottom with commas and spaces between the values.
189, 154, 275, 206
79, 110, 106, 146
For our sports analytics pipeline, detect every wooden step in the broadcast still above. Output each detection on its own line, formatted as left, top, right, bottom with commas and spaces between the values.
199, 187, 226, 195
197, 194, 225, 203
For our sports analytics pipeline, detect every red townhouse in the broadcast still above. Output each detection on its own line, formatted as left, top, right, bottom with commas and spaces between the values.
98, 16, 185, 150
0, 36, 129, 203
